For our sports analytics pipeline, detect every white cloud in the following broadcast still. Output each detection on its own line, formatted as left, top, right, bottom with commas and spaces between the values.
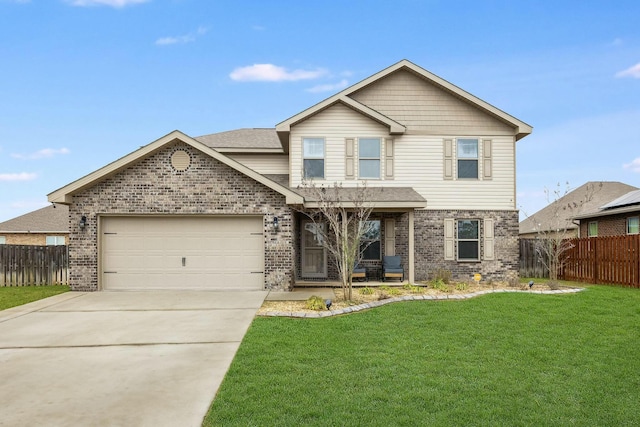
156, 26, 208, 46
623, 157, 640, 173
306, 79, 349, 93
65, 0, 149, 7
0, 172, 38, 182
615, 63, 640, 79
11, 148, 70, 160
229, 64, 327, 82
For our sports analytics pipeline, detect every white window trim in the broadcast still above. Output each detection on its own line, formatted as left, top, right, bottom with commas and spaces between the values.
302, 137, 325, 180
457, 219, 481, 262
358, 137, 381, 180
46, 235, 66, 246
456, 138, 480, 180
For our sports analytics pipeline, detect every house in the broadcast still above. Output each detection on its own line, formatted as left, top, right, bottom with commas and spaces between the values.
47, 59, 532, 292
572, 189, 640, 237
0, 205, 69, 246
519, 182, 638, 239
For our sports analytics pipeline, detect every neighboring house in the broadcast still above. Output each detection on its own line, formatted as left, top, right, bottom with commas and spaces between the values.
48, 59, 532, 292
573, 189, 640, 237
0, 205, 69, 246
519, 182, 638, 239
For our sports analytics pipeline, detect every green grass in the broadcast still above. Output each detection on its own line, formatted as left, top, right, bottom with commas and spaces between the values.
205, 285, 640, 426
0, 285, 70, 310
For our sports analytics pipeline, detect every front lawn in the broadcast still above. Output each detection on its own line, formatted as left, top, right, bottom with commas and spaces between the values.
205, 285, 640, 426
0, 285, 70, 310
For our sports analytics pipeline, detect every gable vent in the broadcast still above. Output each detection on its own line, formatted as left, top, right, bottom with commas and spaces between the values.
171, 150, 191, 171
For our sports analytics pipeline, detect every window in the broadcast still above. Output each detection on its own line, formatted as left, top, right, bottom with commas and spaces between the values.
628, 217, 639, 235
303, 138, 325, 179
0, 236, 5, 245
457, 219, 479, 260
588, 222, 598, 237
46, 236, 65, 246
457, 139, 478, 179
358, 138, 381, 179
360, 220, 381, 260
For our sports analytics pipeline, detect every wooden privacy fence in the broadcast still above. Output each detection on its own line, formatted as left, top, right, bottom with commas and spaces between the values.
561, 235, 640, 288
519, 239, 549, 278
0, 245, 68, 286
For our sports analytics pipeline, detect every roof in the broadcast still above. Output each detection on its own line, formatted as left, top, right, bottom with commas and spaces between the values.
195, 128, 283, 153
48, 130, 304, 205
263, 175, 427, 209
519, 181, 638, 235
276, 59, 532, 146
0, 205, 69, 233
573, 189, 640, 220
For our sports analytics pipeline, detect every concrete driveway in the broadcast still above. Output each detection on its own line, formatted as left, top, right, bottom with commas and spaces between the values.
0, 290, 267, 427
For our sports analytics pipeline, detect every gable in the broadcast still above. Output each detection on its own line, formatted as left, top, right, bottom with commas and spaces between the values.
48, 130, 303, 205
350, 69, 515, 135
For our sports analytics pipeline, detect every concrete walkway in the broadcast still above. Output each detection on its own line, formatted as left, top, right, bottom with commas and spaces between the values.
0, 290, 267, 427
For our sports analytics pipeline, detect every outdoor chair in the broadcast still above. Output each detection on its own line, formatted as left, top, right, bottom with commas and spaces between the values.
352, 263, 367, 281
382, 256, 404, 282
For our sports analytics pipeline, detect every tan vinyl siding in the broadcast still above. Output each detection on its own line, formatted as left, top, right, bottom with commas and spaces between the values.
288, 104, 516, 210
350, 70, 515, 135
227, 154, 289, 175
290, 103, 389, 186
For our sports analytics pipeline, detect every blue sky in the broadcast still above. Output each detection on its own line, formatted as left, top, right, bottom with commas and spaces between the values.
1, 0, 639, 222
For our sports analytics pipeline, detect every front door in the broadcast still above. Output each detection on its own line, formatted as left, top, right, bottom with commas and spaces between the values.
301, 220, 327, 278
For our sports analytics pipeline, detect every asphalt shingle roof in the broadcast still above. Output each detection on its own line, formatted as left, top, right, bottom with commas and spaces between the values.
0, 205, 69, 233
195, 128, 282, 150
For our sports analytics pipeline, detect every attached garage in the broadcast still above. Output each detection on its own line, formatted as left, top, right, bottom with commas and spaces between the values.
101, 216, 264, 290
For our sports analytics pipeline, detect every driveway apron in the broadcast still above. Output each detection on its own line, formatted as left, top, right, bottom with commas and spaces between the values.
0, 290, 267, 427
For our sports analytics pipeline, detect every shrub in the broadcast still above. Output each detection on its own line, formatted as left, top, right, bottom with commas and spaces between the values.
430, 278, 450, 292
305, 295, 327, 311
431, 268, 452, 284
455, 282, 468, 291
359, 286, 375, 295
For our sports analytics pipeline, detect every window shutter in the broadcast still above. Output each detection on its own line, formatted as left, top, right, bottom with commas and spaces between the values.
482, 139, 492, 180
444, 218, 455, 260
385, 139, 394, 179
444, 139, 453, 180
345, 138, 355, 179
483, 218, 495, 260
384, 218, 395, 256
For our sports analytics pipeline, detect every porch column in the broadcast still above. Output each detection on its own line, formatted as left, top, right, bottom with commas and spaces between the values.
408, 209, 415, 283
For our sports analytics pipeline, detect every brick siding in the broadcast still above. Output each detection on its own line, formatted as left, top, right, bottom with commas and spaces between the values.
414, 209, 519, 283
68, 141, 294, 291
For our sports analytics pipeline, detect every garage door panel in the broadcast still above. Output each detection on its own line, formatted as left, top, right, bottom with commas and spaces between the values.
102, 217, 264, 290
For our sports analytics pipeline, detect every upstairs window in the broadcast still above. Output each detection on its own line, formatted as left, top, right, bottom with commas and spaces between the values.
303, 138, 325, 179
358, 138, 381, 179
457, 219, 479, 260
588, 221, 598, 237
457, 139, 479, 179
628, 217, 639, 235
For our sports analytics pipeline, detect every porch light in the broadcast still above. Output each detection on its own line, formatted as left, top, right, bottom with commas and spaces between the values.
273, 216, 279, 232
79, 215, 87, 230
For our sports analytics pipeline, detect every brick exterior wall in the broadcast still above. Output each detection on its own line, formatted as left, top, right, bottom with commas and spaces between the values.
68, 141, 294, 291
578, 211, 640, 237
414, 209, 519, 283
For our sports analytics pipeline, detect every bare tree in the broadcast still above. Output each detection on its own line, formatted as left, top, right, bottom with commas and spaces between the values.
295, 181, 375, 300
527, 182, 602, 281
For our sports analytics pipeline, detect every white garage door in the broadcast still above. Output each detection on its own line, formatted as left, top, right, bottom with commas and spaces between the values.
101, 216, 264, 290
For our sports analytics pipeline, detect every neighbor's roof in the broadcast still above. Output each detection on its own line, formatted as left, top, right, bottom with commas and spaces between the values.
519, 181, 638, 234
0, 205, 69, 233
195, 128, 283, 153
276, 59, 532, 143
573, 189, 640, 220
263, 175, 427, 209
